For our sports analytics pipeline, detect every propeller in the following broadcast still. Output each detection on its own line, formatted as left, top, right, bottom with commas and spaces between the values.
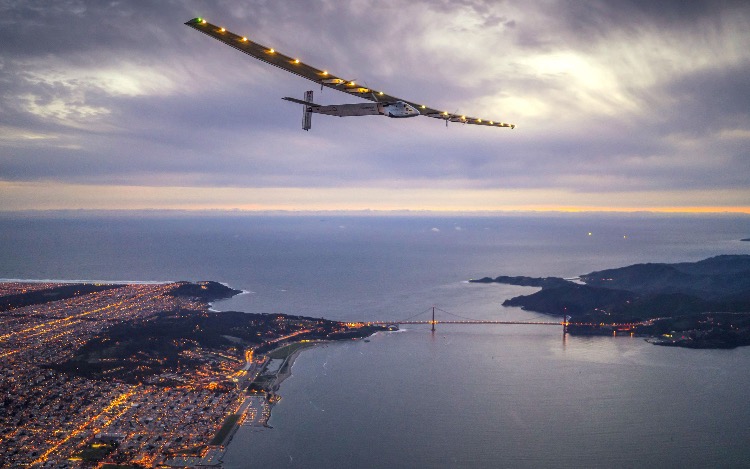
445, 109, 459, 128
361, 81, 380, 102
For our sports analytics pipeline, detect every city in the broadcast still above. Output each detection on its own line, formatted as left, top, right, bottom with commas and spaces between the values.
0, 281, 382, 467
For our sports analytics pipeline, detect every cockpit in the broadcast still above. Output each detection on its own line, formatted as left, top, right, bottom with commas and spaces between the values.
383, 101, 421, 118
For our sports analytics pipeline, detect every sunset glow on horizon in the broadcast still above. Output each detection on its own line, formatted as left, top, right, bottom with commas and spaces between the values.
2, 181, 748, 215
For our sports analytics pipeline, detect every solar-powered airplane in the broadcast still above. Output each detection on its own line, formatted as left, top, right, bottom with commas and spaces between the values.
185, 18, 515, 131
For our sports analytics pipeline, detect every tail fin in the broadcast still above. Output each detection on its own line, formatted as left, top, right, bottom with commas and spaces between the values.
302, 90, 313, 131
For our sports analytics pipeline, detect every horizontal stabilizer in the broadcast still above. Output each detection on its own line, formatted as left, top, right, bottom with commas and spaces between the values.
283, 96, 319, 106
314, 102, 382, 117
283, 97, 383, 117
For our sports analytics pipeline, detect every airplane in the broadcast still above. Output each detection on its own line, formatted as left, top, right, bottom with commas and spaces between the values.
185, 17, 515, 131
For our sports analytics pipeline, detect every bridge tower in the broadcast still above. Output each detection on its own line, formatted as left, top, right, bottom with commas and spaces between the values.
431, 306, 436, 333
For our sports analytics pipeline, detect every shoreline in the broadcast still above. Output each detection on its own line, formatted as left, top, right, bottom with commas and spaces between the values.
215, 340, 326, 465
207, 289, 254, 312
270, 344, 314, 391
163, 340, 333, 467
160, 342, 323, 468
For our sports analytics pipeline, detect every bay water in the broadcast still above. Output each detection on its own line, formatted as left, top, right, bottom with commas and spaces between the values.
2, 213, 749, 467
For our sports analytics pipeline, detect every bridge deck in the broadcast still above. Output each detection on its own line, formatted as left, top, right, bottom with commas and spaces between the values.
368, 320, 646, 327
370, 320, 562, 325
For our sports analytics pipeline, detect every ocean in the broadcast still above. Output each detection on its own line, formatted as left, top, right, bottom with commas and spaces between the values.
2, 212, 750, 467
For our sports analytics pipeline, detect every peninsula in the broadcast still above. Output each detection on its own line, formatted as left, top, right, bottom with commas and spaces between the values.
0, 280, 386, 467
471, 255, 750, 349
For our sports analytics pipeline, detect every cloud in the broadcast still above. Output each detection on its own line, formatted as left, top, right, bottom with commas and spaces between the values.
0, 0, 749, 211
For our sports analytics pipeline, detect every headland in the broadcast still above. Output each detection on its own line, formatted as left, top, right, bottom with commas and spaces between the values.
471, 255, 750, 349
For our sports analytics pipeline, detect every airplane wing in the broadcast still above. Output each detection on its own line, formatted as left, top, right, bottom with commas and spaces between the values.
184, 18, 515, 129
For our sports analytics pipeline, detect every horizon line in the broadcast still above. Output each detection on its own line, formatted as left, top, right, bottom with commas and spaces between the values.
1, 207, 749, 216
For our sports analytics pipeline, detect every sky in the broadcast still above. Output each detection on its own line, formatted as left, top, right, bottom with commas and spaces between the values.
1, 0, 749, 213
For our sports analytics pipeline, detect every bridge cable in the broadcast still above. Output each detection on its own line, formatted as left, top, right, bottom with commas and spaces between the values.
433, 307, 484, 322
394, 307, 434, 323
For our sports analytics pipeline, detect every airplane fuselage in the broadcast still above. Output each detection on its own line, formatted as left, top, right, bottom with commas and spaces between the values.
283, 94, 421, 129
380, 101, 420, 118
304, 100, 420, 118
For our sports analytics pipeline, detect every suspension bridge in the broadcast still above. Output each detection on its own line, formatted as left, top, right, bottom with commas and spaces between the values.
367, 306, 649, 332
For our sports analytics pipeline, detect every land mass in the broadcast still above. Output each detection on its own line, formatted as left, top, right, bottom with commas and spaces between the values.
0, 280, 387, 467
470, 255, 750, 349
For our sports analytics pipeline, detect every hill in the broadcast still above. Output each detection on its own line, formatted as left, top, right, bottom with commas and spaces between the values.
474, 255, 750, 348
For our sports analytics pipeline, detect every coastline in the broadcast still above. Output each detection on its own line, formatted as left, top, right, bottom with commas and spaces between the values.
188, 281, 390, 467
214, 340, 325, 466
471, 255, 750, 349
269, 343, 314, 391
207, 288, 254, 312
161, 342, 323, 468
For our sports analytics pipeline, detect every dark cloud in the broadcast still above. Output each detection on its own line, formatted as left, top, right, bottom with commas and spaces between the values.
554, 0, 747, 44
652, 62, 750, 133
